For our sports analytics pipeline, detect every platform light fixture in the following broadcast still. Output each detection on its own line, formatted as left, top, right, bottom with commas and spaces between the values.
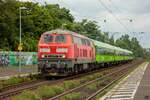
19, 7, 27, 72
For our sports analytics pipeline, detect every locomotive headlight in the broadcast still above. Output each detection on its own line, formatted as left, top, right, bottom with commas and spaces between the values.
62, 55, 66, 58
40, 48, 50, 52
56, 48, 68, 53
41, 55, 45, 58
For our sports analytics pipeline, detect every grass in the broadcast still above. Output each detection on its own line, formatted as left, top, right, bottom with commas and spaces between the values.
10, 67, 115, 99
0, 76, 34, 90
37, 85, 64, 98
12, 90, 41, 100
85, 83, 98, 92
84, 75, 94, 81
0, 65, 37, 70
0, 82, 3, 90
63, 80, 80, 90
3, 76, 31, 86
60, 92, 82, 100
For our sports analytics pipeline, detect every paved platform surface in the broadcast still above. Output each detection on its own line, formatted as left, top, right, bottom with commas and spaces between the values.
0, 65, 38, 80
134, 62, 150, 100
100, 62, 149, 100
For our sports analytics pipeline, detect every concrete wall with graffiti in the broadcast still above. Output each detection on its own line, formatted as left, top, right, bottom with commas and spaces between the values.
0, 51, 37, 66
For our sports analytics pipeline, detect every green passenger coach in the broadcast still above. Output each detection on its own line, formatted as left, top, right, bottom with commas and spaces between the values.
92, 40, 133, 64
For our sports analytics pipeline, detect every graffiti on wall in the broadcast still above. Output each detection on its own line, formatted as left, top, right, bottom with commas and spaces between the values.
0, 53, 9, 66
0, 52, 37, 66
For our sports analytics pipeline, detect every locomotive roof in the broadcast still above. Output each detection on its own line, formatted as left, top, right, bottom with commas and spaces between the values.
44, 29, 89, 39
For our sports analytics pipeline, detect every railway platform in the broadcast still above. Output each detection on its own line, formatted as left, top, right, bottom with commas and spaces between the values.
0, 65, 38, 80
100, 62, 149, 100
134, 62, 150, 100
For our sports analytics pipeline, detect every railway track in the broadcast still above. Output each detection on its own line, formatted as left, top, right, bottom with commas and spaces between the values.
0, 79, 43, 92
47, 61, 142, 100
0, 79, 50, 99
0, 66, 116, 100
0, 66, 116, 99
0, 60, 142, 100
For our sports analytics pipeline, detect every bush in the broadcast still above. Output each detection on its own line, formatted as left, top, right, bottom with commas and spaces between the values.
60, 92, 82, 100
12, 90, 41, 100
63, 80, 79, 90
37, 85, 64, 98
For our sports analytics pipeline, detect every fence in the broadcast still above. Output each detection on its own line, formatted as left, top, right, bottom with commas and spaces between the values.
0, 51, 37, 66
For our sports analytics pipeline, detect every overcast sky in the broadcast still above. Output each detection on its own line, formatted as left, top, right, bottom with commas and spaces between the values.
21, 0, 150, 48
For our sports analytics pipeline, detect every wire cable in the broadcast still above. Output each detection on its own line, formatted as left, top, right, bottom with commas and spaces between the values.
97, 0, 131, 33
108, 0, 122, 13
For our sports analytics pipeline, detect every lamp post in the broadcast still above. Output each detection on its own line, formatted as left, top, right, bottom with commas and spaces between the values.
19, 7, 27, 72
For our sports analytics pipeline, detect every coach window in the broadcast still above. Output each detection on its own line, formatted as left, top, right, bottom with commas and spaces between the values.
44, 35, 53, 43
81, 39, 86, 45
86, 40, 91, 46
73, 36, 82, 45
55, 35, 66, 43
97, 47, 105, 54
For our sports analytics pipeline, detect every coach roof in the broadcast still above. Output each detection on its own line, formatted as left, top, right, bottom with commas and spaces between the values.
93, 39, 133, 54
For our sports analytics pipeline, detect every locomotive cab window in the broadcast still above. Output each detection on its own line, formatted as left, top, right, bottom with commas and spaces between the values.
55, 35, 66, 43
43, 35, 53, 43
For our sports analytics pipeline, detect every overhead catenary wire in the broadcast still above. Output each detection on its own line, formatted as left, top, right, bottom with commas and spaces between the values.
97, 0, 131, 33
108, 0, 122, 13
22, 0, 133, 35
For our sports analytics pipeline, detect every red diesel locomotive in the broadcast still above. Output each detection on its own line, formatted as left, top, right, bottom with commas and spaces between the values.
38, 29, 95, 75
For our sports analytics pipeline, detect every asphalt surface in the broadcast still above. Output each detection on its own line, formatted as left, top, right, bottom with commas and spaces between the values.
134, 62, 150, 100
100, 62, 149, 100
0, 65, 38, 80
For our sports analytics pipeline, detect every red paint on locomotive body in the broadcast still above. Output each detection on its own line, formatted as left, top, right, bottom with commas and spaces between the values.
38, 34, 72, 59
38, 29, 95, 62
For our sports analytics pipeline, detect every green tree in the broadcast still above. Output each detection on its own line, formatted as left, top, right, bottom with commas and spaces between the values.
0, 0, 74, 51
115, 34, 144, 57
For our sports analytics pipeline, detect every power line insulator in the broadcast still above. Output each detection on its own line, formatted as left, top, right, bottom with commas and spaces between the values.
130, 19, 133, 22
104, 20, 106, 22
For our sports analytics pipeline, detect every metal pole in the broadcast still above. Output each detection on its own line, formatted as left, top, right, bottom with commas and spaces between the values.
19, 7, 21, 72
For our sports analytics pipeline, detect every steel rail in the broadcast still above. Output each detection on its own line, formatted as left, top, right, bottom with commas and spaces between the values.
0, 64, 119, 99
85, 62, 141, 100
48, 62, 137, 100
